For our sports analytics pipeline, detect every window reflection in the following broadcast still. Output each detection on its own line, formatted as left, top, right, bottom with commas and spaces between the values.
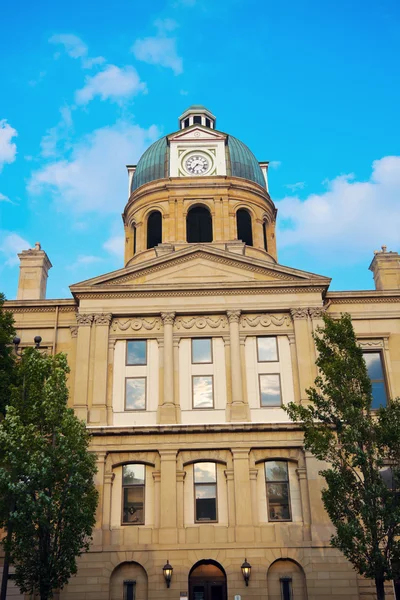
194, 463, 217, 521
122, 464, 145, 525
193, 376, 213, 408
363, 351, 388, 408
265, 461, 291, 521
192, 339, 212, 363
125, 378, 146, 410
257, 337, 278, 361
259, 374, 281, 407
127, 340, 147, 365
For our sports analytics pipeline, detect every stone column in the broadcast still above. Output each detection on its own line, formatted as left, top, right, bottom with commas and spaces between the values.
102, 470, 115, 546
297, 453, 312, 541
254, 217, 264, 250
177, 199, 184, 241
176, 470, 186, 530
224, 469, 236, 541
288, 333, 301, 404
309, 307, 327, 375
223, 336, 232, 421
290, 308, 315, 403
94, 452, 107, 530
227, 310, 250, 421
90, 313, 112, 425
232, 449, 254, 542
106, 338, 116, 425
152, 470, 161, 529
249, 468, 259, 526
73, 313, 93, 422
159, 450, 178, 544
158, 312, 177, 423
173, 338, 181, 422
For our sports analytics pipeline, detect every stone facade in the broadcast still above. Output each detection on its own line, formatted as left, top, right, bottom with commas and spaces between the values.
2, 106, 400, 600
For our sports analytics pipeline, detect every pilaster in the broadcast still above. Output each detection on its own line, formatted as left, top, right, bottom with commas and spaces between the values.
158, 312, 178, 424
159, 450, 178, 544
89, 313, 112, 425
227, 310, 250, 421
290, 308, 315, 403
73, 313, 93, 422
232, 449, 254, 541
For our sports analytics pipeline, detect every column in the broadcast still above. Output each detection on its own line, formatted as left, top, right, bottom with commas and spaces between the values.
232, 449, 254, 542
73, 313, 93, 422
159, 450, 178, 544
176, 470, 186, 531
290, 308, 315, 403
102, 469, 115, 547
227, 310, 250, 421
173, 338, 181, 422
297, 453, 311, 541
223, 336, 233, 421
90, 313, 112, 425
158, 312, 177, 423
254, 217, 264, 250
106, 338, 116, 425
288, 333, 301, 404
249, 468, 259, 526
94, 451, 107, 530
309, 307, 327, 378
152, 470, 161, 529
224, 469, 236, 543
177, 198, 184, 242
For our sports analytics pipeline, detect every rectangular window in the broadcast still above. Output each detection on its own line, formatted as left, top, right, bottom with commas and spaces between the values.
192, 338, 212, 363
259, 374, 281, 407
193, 375, 214, 409
124, 581, 136, 600
126, 340, 147, 365
125, 378, 146, 410
265, 461, 291, 521
184, 118, 190, 128
194, 463, 217, 522
280, 578, 293, 600
257, 336, 278, 361
205, 118, 211, 128
122, 465, 145, 525
193, 115, 202, 124
363, 351, 388, 408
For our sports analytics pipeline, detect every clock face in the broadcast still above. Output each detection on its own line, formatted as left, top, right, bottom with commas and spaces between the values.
185, 154, 210, 175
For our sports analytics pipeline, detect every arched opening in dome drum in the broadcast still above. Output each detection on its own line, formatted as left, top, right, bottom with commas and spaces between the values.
186, 205, 213, 243
147, 211, 162, 249
236, 209, 253, 246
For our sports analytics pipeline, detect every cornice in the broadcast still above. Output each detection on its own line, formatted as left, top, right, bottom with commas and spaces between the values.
4, 299, 77, 313
87, 422, 306, 436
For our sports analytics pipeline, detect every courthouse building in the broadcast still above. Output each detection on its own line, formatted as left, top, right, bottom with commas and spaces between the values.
3, 105, 400, 600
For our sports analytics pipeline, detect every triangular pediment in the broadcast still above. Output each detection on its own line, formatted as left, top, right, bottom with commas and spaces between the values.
70, 245, 331, 294
168, 126, 226, 143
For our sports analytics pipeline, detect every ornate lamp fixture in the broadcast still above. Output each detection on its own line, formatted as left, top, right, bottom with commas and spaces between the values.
13, 335, 42, 356
163, 560, 173, 588
241, 558, 251, 586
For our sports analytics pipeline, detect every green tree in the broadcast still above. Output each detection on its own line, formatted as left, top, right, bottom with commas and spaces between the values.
0, 293, 17, 417
0, 348, 98, 600
285, 313, 400, 600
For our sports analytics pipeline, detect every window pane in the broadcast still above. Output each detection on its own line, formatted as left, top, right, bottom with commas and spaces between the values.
126, 378, 146, 410
364, 352, 384, 380
127, 340, 147, 365
265, 461, 289, 482
193, 115, 202, 124
124, 582, 136, 600
257, 337, 278, 361
123, 464, 145, 485
123, 486, 144, 523
192, 338, 212, 363
267, 482, 289, 504
259, 374, 281, 406
196, 496, 217, 521
194, 463, 216, 483
195, 484, 217, 499
269, 502, 290, 521
193, 376, 213, 408
371, 382, 387, 409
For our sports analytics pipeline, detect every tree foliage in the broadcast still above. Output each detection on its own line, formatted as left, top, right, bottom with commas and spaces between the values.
0, 293, 17, 417
285, 313, 400, 600
0, 348, 98, 600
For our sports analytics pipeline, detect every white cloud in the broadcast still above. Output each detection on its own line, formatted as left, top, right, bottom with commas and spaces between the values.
49, 34, 104, 69
67, 255, 103, 270
75, 65, 146, 105
103, 235, 124, 259
28, 121, 160, 214
132, 31, 183, 75
154, 18, 179, 32
0, 193, 12, 203
285, 181, 305, 192
0, 232, 30, 267
41, 105, 74, 157
0, 120, 17, 172
276, 156, 400, 262
268, 161, 281, 169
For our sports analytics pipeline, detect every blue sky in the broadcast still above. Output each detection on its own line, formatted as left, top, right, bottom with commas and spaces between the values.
1, 0, 399, 299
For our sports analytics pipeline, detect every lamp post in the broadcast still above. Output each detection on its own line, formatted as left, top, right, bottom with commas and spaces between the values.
241, 558, 251, 586
163, 560, 173, 588
0, 335, 43, 600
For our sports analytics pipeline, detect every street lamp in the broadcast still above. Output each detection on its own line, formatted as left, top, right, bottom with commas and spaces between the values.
241, 558, 251, 586
13, 335, 42, 355
163, 561, 173, 588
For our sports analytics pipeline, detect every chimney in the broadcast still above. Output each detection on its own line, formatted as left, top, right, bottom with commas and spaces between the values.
369, 246, 400, 291
17, 242, 52, 300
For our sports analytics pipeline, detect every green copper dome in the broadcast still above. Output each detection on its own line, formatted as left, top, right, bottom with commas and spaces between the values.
131, 124, 265, 192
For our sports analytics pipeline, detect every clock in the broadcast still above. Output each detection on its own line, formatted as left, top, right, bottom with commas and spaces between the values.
184, 153, 210, 175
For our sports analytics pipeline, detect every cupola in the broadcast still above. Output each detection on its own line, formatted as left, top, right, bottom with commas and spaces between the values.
179, 105, 216, 130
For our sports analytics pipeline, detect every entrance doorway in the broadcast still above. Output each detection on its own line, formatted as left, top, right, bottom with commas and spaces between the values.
189, 560, 227, 600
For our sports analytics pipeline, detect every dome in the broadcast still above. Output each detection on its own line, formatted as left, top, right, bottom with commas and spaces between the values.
131, 124, 266, 192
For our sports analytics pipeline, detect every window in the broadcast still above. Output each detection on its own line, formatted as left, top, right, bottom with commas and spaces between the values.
126, 340, 147, 365
236, 209, 253, 246
193, 115, 202, 124
263, 221, 268, 252
259, 374, 281, 407
184, 118, 190, 128
124, 581, 136, 600
265, 461, 291, 521
363, 351, 388, 408
187, 205, 213, 243
122, 464, 145, 524
205, 118, 211, 128
193, 375, 214, 408
280, 577, 293, 600
194, 463, 217, 522
147, 210, 162, 249
133, 225, 137, 255
192, 338, 212, 363
125, 378, 146, 410
257, 337, 278, 362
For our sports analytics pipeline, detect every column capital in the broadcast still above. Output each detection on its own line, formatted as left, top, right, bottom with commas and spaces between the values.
287, 333, 296, 344
308, 306, 327, 319
231, 448, 250, 459
152, 470, 161, 483
224, 469, 234, 481
159, 449, 178, 460
176, 470, 186, 483
93, 313, 112, 326
290, 308, 309, 320
76, 313, 94, 327
227, 309, 241, 323
161, 312, 176, 325
70, 326, 78, 338
249, 468, 258, 481
296, 467, 307, 480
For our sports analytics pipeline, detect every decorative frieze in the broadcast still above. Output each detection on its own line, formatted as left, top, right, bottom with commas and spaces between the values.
111, 317, 162, 332
358, 339, 384, 349
240, 314, 291, 328
175, 315, 228, 330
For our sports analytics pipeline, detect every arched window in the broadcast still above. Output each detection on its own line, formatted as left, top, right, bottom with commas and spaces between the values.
263, 221, 268, 252
236, 209, 253, 246
186, 205, 213, 243
133, 224, 137, 255
147, 211, 162, 249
